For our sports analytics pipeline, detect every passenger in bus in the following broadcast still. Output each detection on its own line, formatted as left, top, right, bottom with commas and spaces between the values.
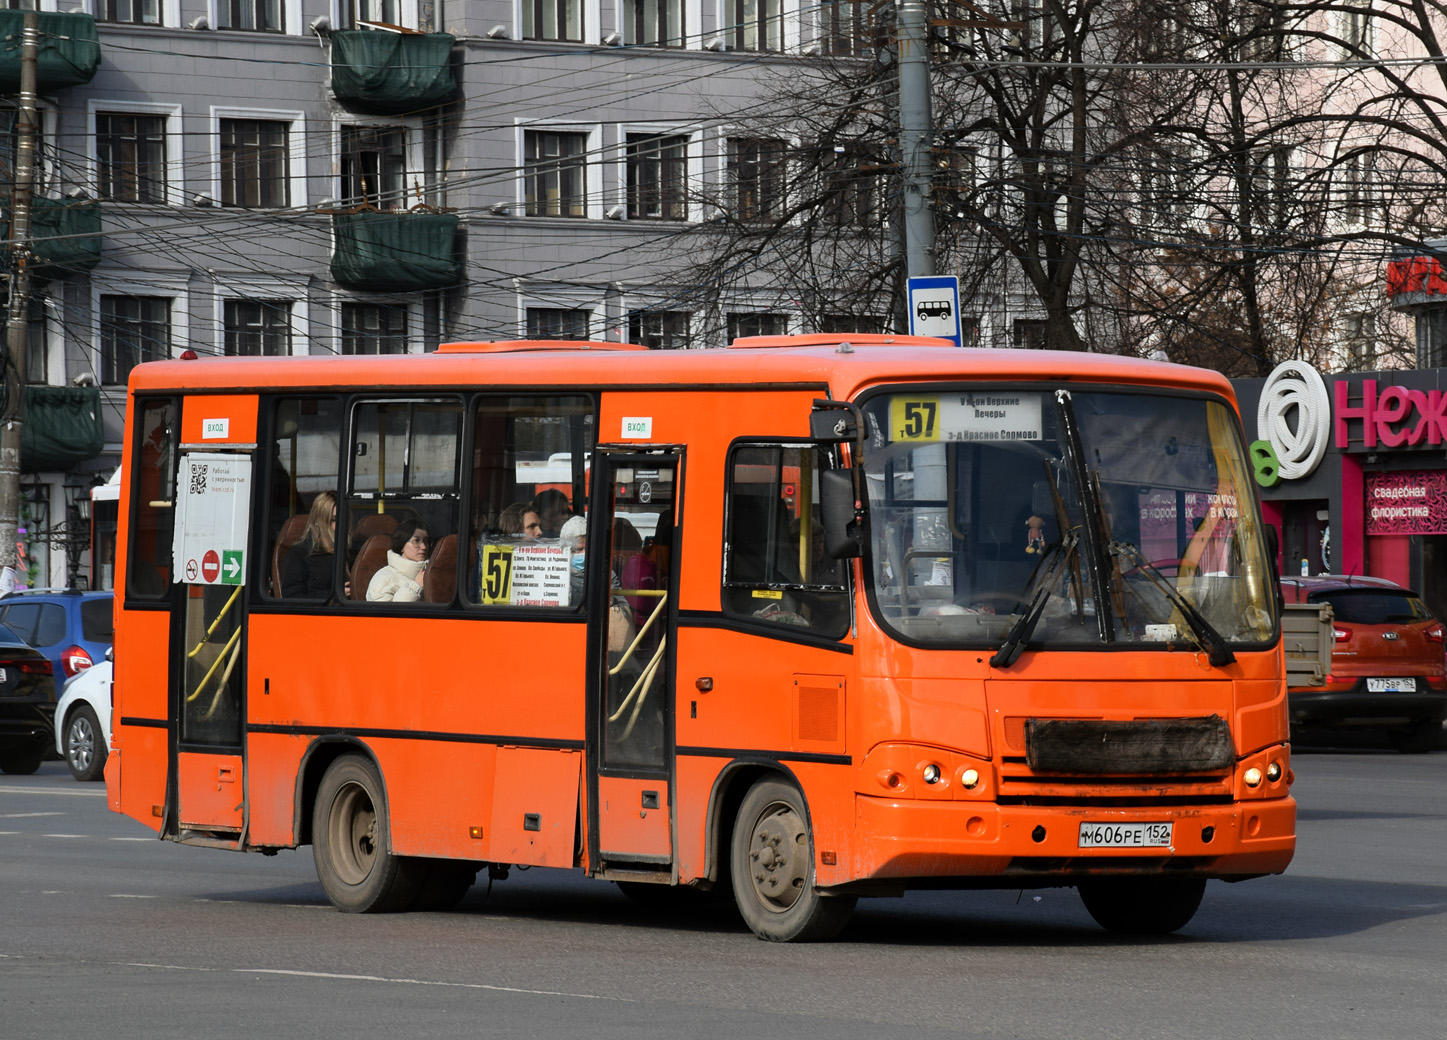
468, 502, 541, 600
533, 488, 575, 539
560, 514, 590, 606
281, 491, 340, 599
366, 520, 431, 603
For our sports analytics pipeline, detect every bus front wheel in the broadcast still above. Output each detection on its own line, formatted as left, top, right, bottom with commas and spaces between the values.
730, 779, 855, 942
1077, 876, 1206, 934
313, 755, 423, 913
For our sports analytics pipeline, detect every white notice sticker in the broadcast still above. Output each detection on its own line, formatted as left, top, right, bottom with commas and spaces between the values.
202, 418, 230, 440
622, 417, 652, 439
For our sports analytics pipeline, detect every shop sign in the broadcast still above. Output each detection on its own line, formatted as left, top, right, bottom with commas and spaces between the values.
1334, 380, 1447, 450
1251, 361, 1331, 485
1365, 470, 1447, 536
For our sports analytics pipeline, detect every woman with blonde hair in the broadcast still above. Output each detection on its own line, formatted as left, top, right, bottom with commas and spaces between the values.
281, 491, 339, 599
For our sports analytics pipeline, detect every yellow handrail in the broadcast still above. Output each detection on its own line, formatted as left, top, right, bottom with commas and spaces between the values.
186, 585, 243, 660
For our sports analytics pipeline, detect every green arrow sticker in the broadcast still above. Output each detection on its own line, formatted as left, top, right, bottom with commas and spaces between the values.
221, 549, 244, 585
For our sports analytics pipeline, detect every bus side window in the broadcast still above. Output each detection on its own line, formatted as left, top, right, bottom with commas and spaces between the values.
266, 396, 344, 601
126, 398, 177, 600
465, 394, 595, 609
722, 443, 850, 637
347, 398, 463, 606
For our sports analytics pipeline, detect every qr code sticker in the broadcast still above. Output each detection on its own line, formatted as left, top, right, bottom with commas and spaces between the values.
190, 463, 208, 495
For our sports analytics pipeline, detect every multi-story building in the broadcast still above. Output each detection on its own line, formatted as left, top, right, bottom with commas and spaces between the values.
0, 0, 884, 587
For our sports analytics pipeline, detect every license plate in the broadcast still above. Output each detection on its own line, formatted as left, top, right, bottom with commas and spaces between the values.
1078, 822, 1173, 849
1367, 677, 1416, 693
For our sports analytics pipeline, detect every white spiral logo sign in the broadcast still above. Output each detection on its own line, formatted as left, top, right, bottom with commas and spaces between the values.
1257, 361, 1331, 481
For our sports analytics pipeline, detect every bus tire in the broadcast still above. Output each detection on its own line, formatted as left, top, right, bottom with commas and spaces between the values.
64, 705, 108, 782
1077, 876, 1206, 935
312, 755, 423, 913
730, 779, 855, 942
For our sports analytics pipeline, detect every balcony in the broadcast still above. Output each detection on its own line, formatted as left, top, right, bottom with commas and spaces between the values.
5, 197, 104, 280
329, 29, 457, 115
22, 385, 103, 472
330, 210, 463, 291
0, 12, 100, 94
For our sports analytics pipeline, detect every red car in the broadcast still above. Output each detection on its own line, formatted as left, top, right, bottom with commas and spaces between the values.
1281, 576, 1447, 753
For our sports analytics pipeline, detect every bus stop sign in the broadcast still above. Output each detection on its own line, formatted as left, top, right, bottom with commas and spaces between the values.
907, 275, 963, 347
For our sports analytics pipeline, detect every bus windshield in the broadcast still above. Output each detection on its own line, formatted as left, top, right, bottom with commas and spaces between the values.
860, 386, 1276, 651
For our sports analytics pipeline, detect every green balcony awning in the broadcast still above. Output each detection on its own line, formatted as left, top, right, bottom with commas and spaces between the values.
330, 30, 456, 115
21, 385, 103, 472
0, 12, 100, 93
331, 210, 463, 292
2, 197, 103, 279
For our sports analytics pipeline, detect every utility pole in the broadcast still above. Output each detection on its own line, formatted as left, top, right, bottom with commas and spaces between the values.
0, 10, 39, 594
897, 0, 935, 279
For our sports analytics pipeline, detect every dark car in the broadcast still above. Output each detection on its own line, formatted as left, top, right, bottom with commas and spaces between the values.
0, 589, 114, 681
1281, 575, 1447, 752
0, 619, 59, 774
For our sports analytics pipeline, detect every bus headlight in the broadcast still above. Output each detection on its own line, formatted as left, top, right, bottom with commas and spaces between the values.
1265, 761, 1282, 783
1243, 766, 1263, 788
922, 763, 942, 784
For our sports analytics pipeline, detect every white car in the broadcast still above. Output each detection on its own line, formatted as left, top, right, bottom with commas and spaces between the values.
54, 658, 111, 782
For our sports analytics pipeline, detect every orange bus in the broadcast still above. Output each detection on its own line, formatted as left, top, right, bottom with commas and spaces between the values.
106, 335, 1295, 940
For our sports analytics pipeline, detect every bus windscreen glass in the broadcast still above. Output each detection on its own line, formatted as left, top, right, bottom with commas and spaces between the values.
861, 387, 1276, 649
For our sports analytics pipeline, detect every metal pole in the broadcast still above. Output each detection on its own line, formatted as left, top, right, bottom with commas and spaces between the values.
0, 11, 40, 593
897, 0, 935, 278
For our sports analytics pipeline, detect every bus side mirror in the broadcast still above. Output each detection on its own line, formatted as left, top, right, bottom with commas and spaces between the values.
810, 402, 857, 442
820, 469, 862, 559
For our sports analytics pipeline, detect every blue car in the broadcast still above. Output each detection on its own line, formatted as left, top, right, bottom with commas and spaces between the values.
0, 589, 114, 682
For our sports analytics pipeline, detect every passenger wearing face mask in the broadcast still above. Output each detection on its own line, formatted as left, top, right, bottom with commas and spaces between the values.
560, 514, 590, 607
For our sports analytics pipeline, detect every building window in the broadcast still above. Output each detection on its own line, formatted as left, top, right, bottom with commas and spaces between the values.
216, 0, 284, 31
820, 313, 885, 335
1342, 152, 1376, 225
340, 125, 407, 210
820, 0, 870, 56
24, 297, 45, 383
820, 147, 879, 227
101, 0, 161, 24
523, 0, 581, 41
223, 299, 292, 356
727, 312, 785, 341
221, 119, 289, 208
342, 303, 408, 354
629, 310, 690, 349
96, 113, 167, 203
1250, 144, 1293, 230
733, 0, 782, 51
1341, 2, 1372, 57
1416, 309, 1447, 369
100, 295, 169, 386
340, 0, 400, 29
1344, 312, 1376, 368
729, 138, 786, 223
626, 0, 684, 45
527, 307, 592, 340
525, 131, 588, 218
1012, 318, 1047, 350
626, 134, 688, 220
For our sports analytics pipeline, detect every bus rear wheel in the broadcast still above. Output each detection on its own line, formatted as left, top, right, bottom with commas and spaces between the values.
313, 754, 423, 913
1077, 876, 1206, 935
730, 779, 855, 942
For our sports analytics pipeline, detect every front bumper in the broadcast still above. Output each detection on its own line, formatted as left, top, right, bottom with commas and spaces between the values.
845, 794, 1296, 886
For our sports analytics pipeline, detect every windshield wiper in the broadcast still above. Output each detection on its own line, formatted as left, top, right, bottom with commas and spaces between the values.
1110, 540, 1236, 668
990, 532, 1079, 669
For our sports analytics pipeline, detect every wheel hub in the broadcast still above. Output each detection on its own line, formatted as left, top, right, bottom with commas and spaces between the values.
748, 804, 808, 912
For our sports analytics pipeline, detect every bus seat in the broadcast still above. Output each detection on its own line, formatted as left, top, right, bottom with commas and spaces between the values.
270, 514, 309, 596
425, 534, 457, 604
347, 512, 398, 564
351, 534, 391, 600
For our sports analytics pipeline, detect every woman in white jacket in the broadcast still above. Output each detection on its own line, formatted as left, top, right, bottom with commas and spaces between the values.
366, 520, 430, 602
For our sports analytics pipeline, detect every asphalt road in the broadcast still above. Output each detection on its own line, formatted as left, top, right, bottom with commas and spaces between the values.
2, 747, 1444, 1040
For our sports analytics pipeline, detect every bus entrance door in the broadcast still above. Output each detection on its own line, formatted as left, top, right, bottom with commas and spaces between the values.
589, 451, 678, 873
170, 451, 252, 842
